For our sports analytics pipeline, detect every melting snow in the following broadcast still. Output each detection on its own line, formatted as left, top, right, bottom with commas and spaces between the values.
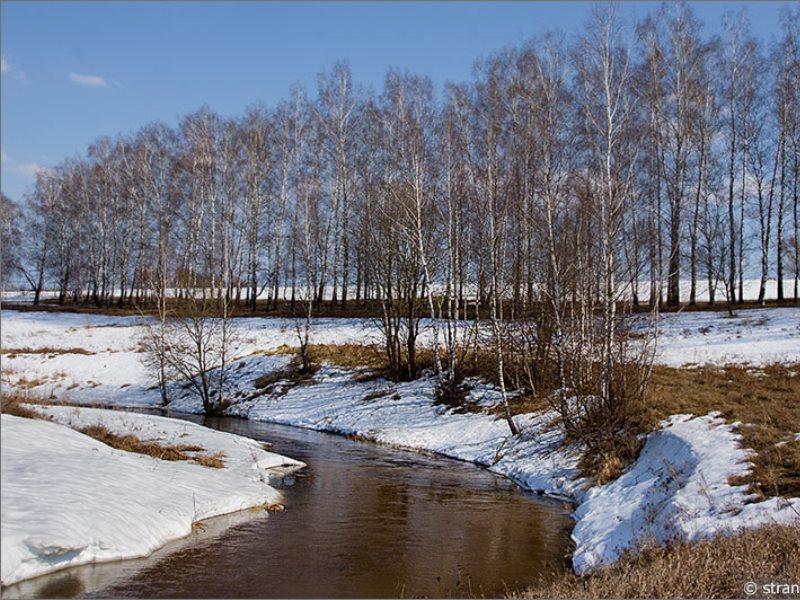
1, 305, 799, 583
0, 408, 303, 586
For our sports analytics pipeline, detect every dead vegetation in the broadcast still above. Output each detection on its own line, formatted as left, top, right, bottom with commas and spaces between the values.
248, 502, 285, 513
1, 391, 226, 467
0, 392, 41, 419
76, 425, 225, 468
251, 341, 799, 495
260, 343, 386, 372
643, 363, 800, 499
522, 522, 800, 599
252, 359, 319, 396
1, 346, 95, 359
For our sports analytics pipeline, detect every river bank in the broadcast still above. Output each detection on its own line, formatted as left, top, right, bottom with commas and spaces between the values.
2, 307, 799, 585
0, 407, 304, 587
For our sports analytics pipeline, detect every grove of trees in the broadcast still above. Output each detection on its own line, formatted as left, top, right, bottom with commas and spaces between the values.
3, 4, 799, 429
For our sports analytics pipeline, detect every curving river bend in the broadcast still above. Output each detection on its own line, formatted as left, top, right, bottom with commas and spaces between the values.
6, 415, 574, 598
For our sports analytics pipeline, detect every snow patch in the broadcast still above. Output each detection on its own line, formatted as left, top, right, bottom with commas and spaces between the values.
0, 410, 303, 586
571, 414, 800, 573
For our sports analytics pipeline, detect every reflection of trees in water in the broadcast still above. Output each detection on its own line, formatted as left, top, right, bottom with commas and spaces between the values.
37, 573, 85, 599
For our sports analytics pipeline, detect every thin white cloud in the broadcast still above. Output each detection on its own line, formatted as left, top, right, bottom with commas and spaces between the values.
2, 153, 46, 178
12, 163, 46, 178
69, 71, 108, 88
1, 55, 28, 81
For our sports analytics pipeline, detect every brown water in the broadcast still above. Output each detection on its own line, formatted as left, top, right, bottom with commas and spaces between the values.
6, 416, 574, 599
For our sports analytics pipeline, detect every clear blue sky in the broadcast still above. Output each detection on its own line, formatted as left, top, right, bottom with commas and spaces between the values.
0, 1, 791, 203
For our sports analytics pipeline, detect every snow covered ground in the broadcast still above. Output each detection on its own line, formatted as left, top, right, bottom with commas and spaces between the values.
0, 407, 304, 586
2, 307, 798, 408
572, 413, 800, 572
654, 307, 800, 366
1, 305, 799, 582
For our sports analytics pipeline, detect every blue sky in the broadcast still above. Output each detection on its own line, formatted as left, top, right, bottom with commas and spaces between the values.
0, 1, 791, 202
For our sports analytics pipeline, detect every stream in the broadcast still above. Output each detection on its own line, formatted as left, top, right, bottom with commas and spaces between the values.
7, 415, 574, 598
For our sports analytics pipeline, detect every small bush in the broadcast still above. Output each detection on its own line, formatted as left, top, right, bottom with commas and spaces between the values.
434, 378, 483, 414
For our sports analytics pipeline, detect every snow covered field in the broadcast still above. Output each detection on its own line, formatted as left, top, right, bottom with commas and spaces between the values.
1, 307, 798, 408
0, 407, 304, 586
1, 305, 799, 583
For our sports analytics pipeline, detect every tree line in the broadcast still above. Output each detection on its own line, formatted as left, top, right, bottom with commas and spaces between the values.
5, 4, 799, 312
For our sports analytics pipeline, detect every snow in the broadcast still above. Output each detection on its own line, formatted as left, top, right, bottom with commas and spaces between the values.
625, 278, 796, 305
1, 304, 799, 583
571, 413, 800, 573
0, 408, 304, 586
2, 307, 798, 409
653, 308, 800, 367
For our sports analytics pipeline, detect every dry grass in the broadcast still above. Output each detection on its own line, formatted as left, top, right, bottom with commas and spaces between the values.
522, 522, 800, 599
644, 363, 800, 499
77, 425, 225, 468
250, 345, 799, 496
1, 393, 226, 467
193, 451, 226, 469
0, 391, 41, 419
248, 502, 285, 513
10, 375, 50, 390
361, 389, 392, 402
259, 343, 387, 372
1, 346, 95, 358
253, 360, 319, 393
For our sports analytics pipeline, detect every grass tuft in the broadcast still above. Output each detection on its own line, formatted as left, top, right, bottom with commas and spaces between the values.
77, 425, 225, 468
0, 392, 40, 419
1, 346, 95, 359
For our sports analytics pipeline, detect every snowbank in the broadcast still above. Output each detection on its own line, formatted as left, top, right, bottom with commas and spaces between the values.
571, 413, 800, 573
0, 408, 304, 586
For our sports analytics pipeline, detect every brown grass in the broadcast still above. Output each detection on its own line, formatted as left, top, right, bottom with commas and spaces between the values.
644, 363, 800, 499
0, 391, 40, 419
1, 346, 95, 358
251, 345, 799, 496
11, 375, 50, 390
253, 361, 319, 393
77, 425, 225, 468
193, 451, 226, 469
522, 522, 800, 599
258, 343, 387, 372
248, 502, 285, 512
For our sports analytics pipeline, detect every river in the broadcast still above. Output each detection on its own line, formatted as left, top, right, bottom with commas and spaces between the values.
6, 415, 574, 598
